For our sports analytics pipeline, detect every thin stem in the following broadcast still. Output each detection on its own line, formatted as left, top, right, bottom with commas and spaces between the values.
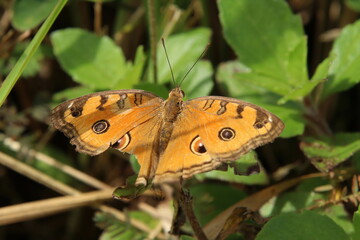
0, 0, 68, 106
94, 0, 103, 35
1, 133, 109, 190
147, 0, 157, 83
0, 189, 113, 225
179, 188, 208, 240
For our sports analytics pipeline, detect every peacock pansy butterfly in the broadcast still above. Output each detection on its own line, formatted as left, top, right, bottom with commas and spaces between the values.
51, 86, 284, 186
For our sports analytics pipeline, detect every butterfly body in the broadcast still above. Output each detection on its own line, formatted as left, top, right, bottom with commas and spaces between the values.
51, 88, 284, 185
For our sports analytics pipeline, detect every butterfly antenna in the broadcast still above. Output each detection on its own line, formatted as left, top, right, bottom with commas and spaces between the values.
161, 38, 176, 87
179, 42, 210, 86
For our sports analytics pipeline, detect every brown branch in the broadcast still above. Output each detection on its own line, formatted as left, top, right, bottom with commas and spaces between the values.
179, 188, 208, 240
305, 190, 360, 211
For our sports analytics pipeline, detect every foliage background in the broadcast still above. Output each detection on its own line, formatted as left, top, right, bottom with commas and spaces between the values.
1, 0, 360, 239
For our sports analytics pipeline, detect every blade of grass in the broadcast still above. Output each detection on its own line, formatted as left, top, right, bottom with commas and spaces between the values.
0, 0, 68, 106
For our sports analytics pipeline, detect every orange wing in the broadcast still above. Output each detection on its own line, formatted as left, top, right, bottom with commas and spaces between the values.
153, 96, 284, 183
51, 90, 163, 155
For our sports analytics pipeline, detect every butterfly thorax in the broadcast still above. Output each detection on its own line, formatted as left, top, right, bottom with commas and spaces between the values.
158, 88, 184, 148
162, 87, 184, 122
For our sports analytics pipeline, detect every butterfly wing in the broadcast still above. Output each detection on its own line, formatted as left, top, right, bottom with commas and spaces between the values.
51, 90, 163, 155
154, 96, 284, 183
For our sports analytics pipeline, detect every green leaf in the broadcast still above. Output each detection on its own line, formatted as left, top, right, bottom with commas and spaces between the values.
229, 151, 260, 175
113, 45, 146, 89
0, 41, 50, 77
190, 183, 247, 225
112, 175, 149, 200
52, 86, 95, 103
322, 20, 360, 97
352, 151, 360, 173
129, 211, 159, 229
218, 0, 308, 96
149, 28, 212, 84
216, 61, 306, 138
301, 132, 360, 172
278, 78, 325, 104
260, 191, 324, 217
180, 60, 214, 99
129, 155, 140, 174
133, 82, 169, 99
12, 0, 57, 31
51, 28, 127, 90
324, 205, 354, 235
346, 0, 360, 12
197, 152, 268, 185
256, 211, 350, 240
94, 212, 148, 240
180, 236, 196, 240
353, 206, 360, 240
311, 57, 333, 84
278, 56, 333, 104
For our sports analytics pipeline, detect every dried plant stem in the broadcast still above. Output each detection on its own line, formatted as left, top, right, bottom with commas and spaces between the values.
305, 190, 360, 211
0, 189, 113, 225
114, 6, 145, 44
1, 134, 109, 189
0, 151, 78, 195
162, 5, 181, 38
0, 150, 165, 238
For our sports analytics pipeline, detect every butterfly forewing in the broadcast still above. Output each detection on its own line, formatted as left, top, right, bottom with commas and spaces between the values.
51, 90, 163, 155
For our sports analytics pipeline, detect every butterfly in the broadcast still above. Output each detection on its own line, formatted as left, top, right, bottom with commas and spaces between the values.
51, 86, 284, 186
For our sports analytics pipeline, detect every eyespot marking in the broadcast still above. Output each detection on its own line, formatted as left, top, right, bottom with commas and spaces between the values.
111, 133, 131, 151
218, 127, 236, 141
70, 107, 81, 117
92, 120, 110, 134
190, 135, 207, 155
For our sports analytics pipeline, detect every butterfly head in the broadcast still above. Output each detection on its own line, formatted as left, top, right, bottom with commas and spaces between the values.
164, 87, 185, 118
169, 87, 185, 99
